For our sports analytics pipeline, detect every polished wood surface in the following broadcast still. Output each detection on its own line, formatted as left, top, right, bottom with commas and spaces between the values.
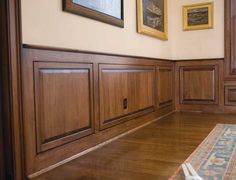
0, 95, 5, 180
21, 47, 174, 178
99, 64, 155, 129
34, 62, 94, 152
0, 0, 24, 179
175, 60, 225, 113
175, 59, 236, 113
225, 0, 236, 78
179, 65, 218, 104
0, 1, 7, 178
1, 1, 236, 179
2, 1, 236, 179
9, 46, 236, 179
223, 0, 236, 110
34, 112, 236, 180
157, 66, 174, 108
225, 85, 236, 106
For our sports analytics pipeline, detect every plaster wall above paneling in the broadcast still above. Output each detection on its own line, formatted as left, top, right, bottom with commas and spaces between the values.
21, 0, 224, 60
170, 0, 224, 60
21, 0, 172, 59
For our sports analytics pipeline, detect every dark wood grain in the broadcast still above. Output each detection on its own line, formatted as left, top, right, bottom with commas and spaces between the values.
175, 60, 225, 113
21, 47, 175, 178
0, 1, 7, 179
0, 91, 5, 180
22, 44, 175, 63
157, 66, 174, 108
9, 45, 236, 179
33, 112, 236, 180
1, 0, 236, 179
224, 0, 236, 78
99, 64, 155, 129
179, 65, 218, 104
34, 62, 94, 152
223, 0, 236, 109
225, 85, 236, 106
0, 0, 24, 179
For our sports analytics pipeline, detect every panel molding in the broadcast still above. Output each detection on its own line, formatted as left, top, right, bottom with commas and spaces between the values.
33, 62, 94, 152
21, 47, 175, 178
179, 65, 219, 105
157, 66, 174, 108
224, 0, 236, 78
99, 64, 156, 129
0, 0, 24, 179
225, 85, 236, 106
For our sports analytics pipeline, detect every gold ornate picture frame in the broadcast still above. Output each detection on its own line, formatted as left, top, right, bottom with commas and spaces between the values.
183, 2, 214, 31
137, 0, 168, 40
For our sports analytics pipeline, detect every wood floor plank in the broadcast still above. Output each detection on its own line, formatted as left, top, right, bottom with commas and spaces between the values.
34, 112, 236, 180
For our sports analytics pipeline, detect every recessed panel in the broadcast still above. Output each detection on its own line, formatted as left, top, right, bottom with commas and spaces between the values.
158, 66, 173, 108
99, 65, 155, 129
180, 66, 218, 104
34, 62, 94, 152
225, 86, 236, 106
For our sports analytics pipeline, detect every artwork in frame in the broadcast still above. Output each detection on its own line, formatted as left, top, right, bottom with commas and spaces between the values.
183, 2, 214, 31
63, 0, 124, 28
137, 0, 168, 40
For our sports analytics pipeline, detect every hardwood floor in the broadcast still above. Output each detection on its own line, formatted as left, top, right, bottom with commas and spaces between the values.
34, 112, 236, 180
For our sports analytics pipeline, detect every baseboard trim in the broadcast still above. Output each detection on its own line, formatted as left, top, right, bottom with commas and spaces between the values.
28, 110, 175, 179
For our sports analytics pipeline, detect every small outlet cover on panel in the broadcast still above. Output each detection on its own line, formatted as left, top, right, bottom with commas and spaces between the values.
123, 98, 128, 109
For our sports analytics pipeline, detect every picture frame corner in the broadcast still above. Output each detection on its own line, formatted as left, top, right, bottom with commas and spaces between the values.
136, 0, 168, 41
182, 2, 214, 31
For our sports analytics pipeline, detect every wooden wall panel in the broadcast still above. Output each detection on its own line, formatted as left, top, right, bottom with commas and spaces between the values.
224, 0, 236, 110
3, 0, 236, 178
99, 64, 155, 129
225, 0, 236, 78
225, 86, 236, 106
175, 60, 224, 113
179, 65, 218, 104
0, 100, 5, 180
0, 0, 24, 179
21, 46, 174, 178
157, 66, 174, 108
34, 62, 94, 152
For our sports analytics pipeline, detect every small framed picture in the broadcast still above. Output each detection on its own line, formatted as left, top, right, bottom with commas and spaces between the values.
137, 0, 168, 40
183, 2, 214, 31
63, 0, 124, 28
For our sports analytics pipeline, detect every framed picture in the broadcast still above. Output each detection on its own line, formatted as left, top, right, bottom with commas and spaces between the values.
183, 2, 214, 31
63, 0, 124, 28
137, 0, 168, 40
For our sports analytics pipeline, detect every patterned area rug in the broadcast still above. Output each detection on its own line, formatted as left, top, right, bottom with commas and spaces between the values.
169, 124, 236, 180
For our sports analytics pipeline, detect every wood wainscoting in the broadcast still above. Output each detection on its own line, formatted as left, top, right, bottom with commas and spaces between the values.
13, 46, 236, 178
175, 58, 236, 113
8, 47, 236, 179
223, 0, 236, 112
175, 59, 225, 112
33, 62, 94, 153
225, 0, 236, 78
99, 64, 155, 129
157, 66, 174, 108
179, 65, 219, 105
0, 96, 5, 180
21, 45, 175, 178
225, 85, 236, 106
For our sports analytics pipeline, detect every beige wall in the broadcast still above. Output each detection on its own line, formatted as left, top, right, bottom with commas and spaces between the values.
170, 0, 224, 60
21, 0, 172, 59
21, 0, 224, 60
